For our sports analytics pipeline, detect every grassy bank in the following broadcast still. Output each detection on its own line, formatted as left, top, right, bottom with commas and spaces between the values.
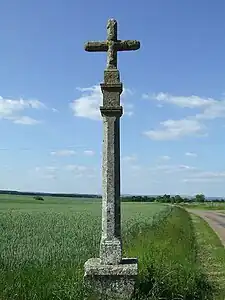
190, 213, 225, 299
124, 206, 214, 300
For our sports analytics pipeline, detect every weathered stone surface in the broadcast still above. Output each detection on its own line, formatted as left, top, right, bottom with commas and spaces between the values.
101, 83, 122, 91
99, 112, 122, 265
84, 258, 138, 300
100, 238, 122, 265
100, 107, 123, 117
107, 19, 117, 41
101, 84, 122, 108
84, 40, 140, 53
83, 18, 140, 300
84, 18, 140, 69
104, 69, 120, 84
116, 40, 140, 51
84, 41, 108, 52
84, 258, 138, 275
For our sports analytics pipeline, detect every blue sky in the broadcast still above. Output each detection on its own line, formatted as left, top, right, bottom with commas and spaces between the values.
1, 0, 225, 196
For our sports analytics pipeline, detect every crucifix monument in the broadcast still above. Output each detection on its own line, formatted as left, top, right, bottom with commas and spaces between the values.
83, 19, 140, 300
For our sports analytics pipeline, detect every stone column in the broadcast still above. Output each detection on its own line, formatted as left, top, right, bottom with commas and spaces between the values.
99, 69, 123, 265
83, 69, 138, 300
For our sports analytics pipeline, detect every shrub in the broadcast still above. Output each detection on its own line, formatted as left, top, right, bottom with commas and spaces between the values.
33, 195, 44, 201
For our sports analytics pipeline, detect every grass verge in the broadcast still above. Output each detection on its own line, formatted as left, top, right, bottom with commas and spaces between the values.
124, 206, 214, 300
190, 213, 225, 299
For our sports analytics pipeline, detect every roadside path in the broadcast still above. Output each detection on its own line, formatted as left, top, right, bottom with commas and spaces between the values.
187, 210, 225, 246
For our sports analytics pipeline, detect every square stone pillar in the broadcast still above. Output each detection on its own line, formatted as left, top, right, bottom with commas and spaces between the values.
84, 69, 138, 299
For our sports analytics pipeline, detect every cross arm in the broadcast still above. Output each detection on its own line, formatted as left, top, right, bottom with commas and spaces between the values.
84, 41, 108, 52
116, 40, 140, 51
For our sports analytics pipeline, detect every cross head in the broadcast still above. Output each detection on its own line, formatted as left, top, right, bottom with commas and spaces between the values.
84, 19, 140, 69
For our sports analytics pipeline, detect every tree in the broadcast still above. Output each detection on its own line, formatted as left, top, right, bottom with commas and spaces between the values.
33, 195, 44, 201
162, 194, 171, 203
194, 193, 205, 203
174, 195, 183, 203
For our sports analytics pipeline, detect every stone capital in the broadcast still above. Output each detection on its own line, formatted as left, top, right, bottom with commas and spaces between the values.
101, 84, 123, 108
100, 83, 123, 93
100, 106, 123, 117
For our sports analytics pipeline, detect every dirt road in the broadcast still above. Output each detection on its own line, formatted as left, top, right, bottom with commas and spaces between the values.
188, 210, 225, 246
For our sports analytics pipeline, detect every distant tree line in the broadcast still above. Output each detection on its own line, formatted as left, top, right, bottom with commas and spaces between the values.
121, 194, 225, 203
0, 190, 224, 203
0, 190, 101, 198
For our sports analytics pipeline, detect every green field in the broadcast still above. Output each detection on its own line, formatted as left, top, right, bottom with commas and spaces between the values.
0, 196, 218, 299
180, 202, 225, 211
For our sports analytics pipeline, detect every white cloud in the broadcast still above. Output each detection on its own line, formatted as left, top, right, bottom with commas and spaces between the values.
0, 96, 46, 124
143, 92, 225, 140
144, 118, 205, 140
151, 164, 196, 173
84, 150, 95, 156
33, 164, 97, 181
70, 85, 134, 120
191, 171, 225, 178
87, 174, 96, 179
157, 104, 163, 108
144, 92, 225, 121
34, 166, 58, 179
144, 92, 216, 108
195, 101, 225, 120
125, 111, 134, 116
183, 178, 223, 183
124, 103, 134, 117
65, 164, 90, 172
35, 166, 57, 172
0, 97, 45, 113
183, 170, 225, 183
122, 155, 137, 162
70, 86, 101, 120
64, 164, 96, 178
13, 116, 41, 125
51, 150, 76, 157
41, 174, 57, 180
185, 152, 197, 157
44, 166, 58, 172
123, 88, 134, 96
178, 164, 196, 170
130, 165, 141, 170
159, 155, 171, 161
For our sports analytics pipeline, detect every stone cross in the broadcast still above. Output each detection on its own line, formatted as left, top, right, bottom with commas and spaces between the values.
84, 19, 140, 300
84, 19, 140, 69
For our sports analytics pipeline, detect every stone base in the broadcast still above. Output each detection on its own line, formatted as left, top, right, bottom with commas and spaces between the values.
83, 257, 138, 300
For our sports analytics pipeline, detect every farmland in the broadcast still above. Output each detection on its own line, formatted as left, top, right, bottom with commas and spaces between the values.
180, 202, 225, 211
0, 195, 220, 299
